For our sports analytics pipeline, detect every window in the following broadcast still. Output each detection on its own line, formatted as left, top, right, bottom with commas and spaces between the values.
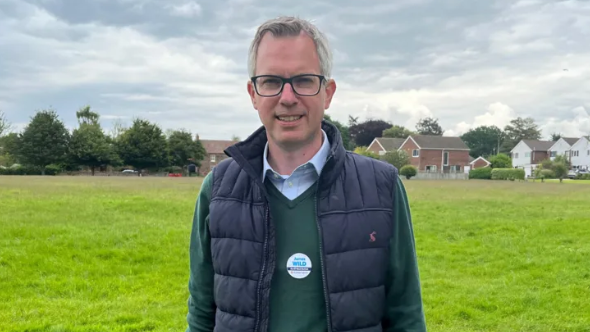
426, 165, 437, 172
573, 150, 579, 157
210, 154, 216, 163
550, 151, 556, 157
514, 153, 519, 159
443, 151, 449, 166
525, 152, 531, 158
412, 149, 419, 157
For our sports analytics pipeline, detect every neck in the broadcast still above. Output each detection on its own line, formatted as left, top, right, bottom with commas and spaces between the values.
267, 130, 323, 176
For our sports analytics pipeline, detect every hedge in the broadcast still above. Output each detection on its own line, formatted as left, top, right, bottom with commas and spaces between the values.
469, 167, 492, 179
491, 168, 525, 181
0, 164, 61, 176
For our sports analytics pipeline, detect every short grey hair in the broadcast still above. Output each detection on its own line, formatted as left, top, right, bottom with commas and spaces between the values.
247, 16, 333, 79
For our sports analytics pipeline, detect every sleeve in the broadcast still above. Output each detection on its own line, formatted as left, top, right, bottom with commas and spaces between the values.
382, 176, 428, 332
186, 172, 216, 332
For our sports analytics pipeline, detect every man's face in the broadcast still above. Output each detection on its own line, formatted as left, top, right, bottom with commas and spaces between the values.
247, 31, 336, 150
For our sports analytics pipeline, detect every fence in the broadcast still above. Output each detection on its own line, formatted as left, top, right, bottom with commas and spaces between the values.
412, 171, 469, 180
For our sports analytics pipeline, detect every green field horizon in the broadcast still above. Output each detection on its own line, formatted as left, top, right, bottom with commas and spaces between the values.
1, 176, 589, 332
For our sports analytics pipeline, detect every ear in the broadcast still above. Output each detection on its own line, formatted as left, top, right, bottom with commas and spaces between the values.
247, 80, 258, 110
323, 79, 337, 110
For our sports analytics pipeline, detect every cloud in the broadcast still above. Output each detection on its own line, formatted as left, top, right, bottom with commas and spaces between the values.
0, 0, 589, 142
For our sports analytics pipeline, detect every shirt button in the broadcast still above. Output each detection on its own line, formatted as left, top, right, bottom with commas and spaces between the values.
288, 182, 293, 187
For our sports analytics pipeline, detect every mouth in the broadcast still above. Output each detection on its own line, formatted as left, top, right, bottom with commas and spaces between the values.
276, 115, 303, 122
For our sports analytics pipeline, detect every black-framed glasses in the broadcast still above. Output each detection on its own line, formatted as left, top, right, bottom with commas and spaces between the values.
251, 74, 326, 97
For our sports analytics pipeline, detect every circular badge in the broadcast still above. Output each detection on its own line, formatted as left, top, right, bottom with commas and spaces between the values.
286, 253, 312, 279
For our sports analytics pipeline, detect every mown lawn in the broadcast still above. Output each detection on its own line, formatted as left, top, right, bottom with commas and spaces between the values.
1, 176, 589, 332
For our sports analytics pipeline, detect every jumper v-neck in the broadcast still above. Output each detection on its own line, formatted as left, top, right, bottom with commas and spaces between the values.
264, 179, 327, 332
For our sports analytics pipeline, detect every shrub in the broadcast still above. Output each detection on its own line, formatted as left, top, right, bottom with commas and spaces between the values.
489, 153, 512, 168
400, 165, 417, 179
539, 169, 555, 179
381, 150, 410, 170
44, 164, 62, 176
576, 173, 590, 180
469, 167, 492, 180
491, 168, 525, 181
353, 146, 379, 159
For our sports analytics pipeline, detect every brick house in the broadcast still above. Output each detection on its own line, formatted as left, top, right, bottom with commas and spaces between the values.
198, 138, 238, 176
470, 156, 491, 169
399, 135, 471, 173
367, 137, 406, 156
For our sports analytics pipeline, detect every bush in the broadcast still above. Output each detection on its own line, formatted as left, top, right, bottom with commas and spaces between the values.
576, 173, 590, 180
469, 167, 492, 179
491, 168, 525, 181
0, 165, 42, 175
489, 153, 512, 168
538, 169, 555, 179
353, 146, 379, 159
400, 165, 417, 179
381, 150, 410, 170
44, 164, 62, 176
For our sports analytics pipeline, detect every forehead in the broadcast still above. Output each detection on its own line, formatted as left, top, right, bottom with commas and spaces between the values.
255, 31, 321, 75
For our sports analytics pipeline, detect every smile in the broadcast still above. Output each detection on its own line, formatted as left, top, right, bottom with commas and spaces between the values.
276, 115, 302, 122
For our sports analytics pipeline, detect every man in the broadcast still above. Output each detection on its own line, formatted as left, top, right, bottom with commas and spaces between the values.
186, 16, 427, 332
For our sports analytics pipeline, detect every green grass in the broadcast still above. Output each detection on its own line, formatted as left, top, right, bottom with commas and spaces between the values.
1, 176, 589, 332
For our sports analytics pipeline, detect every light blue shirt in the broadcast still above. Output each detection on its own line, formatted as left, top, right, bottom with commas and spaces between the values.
262, 130, 331, 200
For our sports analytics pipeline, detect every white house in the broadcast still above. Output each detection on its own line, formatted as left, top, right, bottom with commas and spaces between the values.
548, 137, 579, 161
570, 136, 590, 170
511, 139, 554, 177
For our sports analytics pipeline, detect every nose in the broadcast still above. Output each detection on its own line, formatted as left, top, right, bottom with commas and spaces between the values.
279, 83, 298, 106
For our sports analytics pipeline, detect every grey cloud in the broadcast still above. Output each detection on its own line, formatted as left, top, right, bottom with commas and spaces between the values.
1, 0, 589, 139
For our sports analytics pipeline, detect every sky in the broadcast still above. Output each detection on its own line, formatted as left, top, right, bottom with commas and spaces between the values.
1, 0, 589, 141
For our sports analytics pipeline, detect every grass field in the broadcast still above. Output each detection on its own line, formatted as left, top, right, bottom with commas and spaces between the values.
1, 176, 589, 332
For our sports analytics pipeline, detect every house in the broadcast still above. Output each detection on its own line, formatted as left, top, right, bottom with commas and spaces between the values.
570, 136, 590, 170
367, 137, 406, 156
549, 137, 580, 162
398, 135, 471, 173
510, 139, 554, 168
470, 156, 491, 169
198, 138, 238, 175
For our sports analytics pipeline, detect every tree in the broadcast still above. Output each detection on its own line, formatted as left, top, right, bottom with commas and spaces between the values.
382, 125, 414, 139
0, 132, 19, 166
0, 110, 12, 137
381, 150, 410, 170
69, 108, 118, 175
109, 118, 127, 140
116, 118, 168, 175
501, 117, 542, 153
324, 114, 353, 150
460, 125, 504, 158
76, 106, 100, 126
18, 109, 70, 175
488, 153, 512, 168
168, 129, 207, 167
415, 117, 444, 136
550, 133, 562, 141
349, 119, 392, 147
553, 161, 568, 183
353, 146, 379, 159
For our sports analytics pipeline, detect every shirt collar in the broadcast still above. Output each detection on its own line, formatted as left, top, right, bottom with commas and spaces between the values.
262, 129, 331, 181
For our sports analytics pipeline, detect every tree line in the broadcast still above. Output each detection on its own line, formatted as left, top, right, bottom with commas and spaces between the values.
323, 114, 561, 160
0, 108, 207, 175
0, 107, 567, 176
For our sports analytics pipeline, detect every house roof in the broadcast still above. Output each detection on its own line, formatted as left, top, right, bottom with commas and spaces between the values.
562, 137, 580, 145
470, 156, 491, 165
199, 140, 237, 154
375, 137, 406, 151
406, 135, 470, 150
522, 139, 554, 151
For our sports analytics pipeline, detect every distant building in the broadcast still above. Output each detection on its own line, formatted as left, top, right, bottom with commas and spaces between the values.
197, 136, 238, 175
